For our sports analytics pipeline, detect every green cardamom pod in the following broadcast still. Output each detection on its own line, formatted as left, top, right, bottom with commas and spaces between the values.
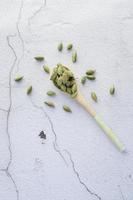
61, 85, 66, 92
57, 63, 63, 67
14, 76, 23, 82
86, 75, 96, 80
62, 74, 69, 84
71, 91, 78, 98
67, 70, 73, 77
72, 51, 77, 63
43, 65, 50, 74
81, 76, 86, 85
110, 85, 115, 95
67, 44, 73, 50
34, 56, 44, 61
27, 86, 32, 95
58, 43, 63, 51
72, 84, 77, 93
57, 66, 63, 75
50, 71, 57, 81
47, 90, 56, 96
44, 101, 55, 108
63, 105, 72, 112
67, 88, 72, 94
86, 69, 95, 75
91, 92, 97, 102
57, 77, 63, 86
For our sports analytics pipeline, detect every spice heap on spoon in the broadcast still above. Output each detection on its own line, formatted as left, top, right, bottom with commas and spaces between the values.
50, 63, 125, 152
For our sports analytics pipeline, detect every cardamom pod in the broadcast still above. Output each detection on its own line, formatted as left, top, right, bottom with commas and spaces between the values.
34, 56, 44, 61
43, 65, 50, 74
14, 76, 23, 82
86, 75, 96, 80
62, 74, 69, 84
58, 43, 63, 51
57, 66, 63, 75
50, 70, 57, 81
57, 77, 63, 86
86, 69, 95, 75
91, 92, 97, 102
72, 84, 77, 93
71, 91, 78, 98
81, 76, 86, 85
63, 105, 72, 112
47, 91, 56, 96
67, 71, 73, 77
72, 51, 77, 63
61, 85, 66, 92
27, 86, 32, 95
110, 85, 115, 95
57, 63, 62, 67
44, 101, 55, 108
67, 44, 73, 50
67, 88, 72, 94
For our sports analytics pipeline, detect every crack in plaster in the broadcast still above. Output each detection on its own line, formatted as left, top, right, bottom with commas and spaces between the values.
0, 169, 19, 199
16, 0, 24, 73
1, 0, 25, 197
29, 99, 101, 199
64, 150, 101, 200
118, 185, 126, 200
0, 108, 8, 112
1, 34, 19, 200
3, 0, 26, 196
28, 0, 46, 34
30, 99, 68, 166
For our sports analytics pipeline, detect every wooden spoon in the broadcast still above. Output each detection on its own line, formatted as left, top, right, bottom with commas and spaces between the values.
76, 91, 125, 152
50, 66, 125, 152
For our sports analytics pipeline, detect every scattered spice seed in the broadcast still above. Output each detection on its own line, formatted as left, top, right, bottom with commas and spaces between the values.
14, 76, 23, 82
27, 86, 32, 95
72, 51, 77, 63
47, 90, 56, 96
63, 105, 72, 113
86, 69, 95, 75
58, 43, 63, 51
44, 101, 55, 108
67, 43, 73, 50
81, 76, 86, 85
43, 65, 50, 74
110, 85, 115, 95
39, 131, 46, 140
86, 75, 96, 80
34, 56, 44, 61
91, 92, 97, 102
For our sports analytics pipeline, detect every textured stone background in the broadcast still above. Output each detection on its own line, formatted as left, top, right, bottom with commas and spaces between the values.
0, 0, 133, 199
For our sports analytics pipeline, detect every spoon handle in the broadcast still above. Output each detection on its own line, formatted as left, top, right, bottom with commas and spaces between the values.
76, 93, 125, 152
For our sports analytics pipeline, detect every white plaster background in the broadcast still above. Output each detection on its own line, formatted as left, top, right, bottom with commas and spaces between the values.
0, 0, 133, 199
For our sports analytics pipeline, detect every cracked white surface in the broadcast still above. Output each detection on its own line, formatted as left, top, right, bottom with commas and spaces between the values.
0, 0, 133, 199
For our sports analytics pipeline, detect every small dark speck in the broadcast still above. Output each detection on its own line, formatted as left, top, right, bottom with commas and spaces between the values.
39, 131, 46, 140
